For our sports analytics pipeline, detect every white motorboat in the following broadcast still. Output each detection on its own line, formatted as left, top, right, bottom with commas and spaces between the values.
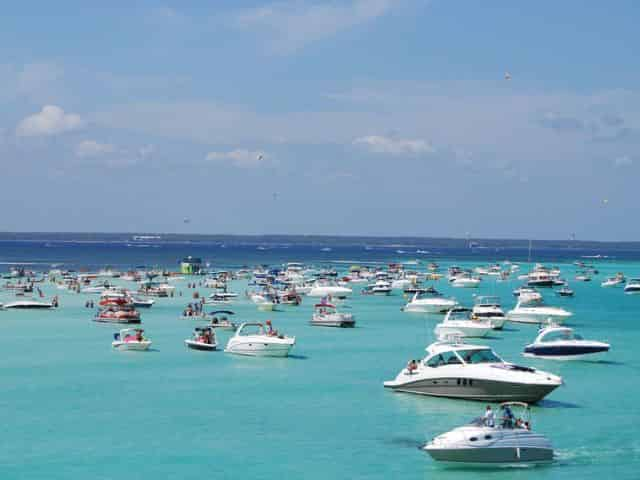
307, 280, 352, 299
362, 280, 392, 295
384, 337, 562, 402
601, 273, 626, 288
434, 308, 492, 338
451, 275, 481, 288
423, 402, 554, 465
3, 300, 54, 309
131, 296, 155, 308
185, 326, 218, 351
402, 288, 457, 314
524, 324, 610, 360
311, 303, 355, 327
224, 322, 295, 357
112, 328, 152, 351
624, 278, 640, 294
472, 296, 507, 330
513, 287, 543, 304
506, 299, 572, 325
527, 271, 555, 288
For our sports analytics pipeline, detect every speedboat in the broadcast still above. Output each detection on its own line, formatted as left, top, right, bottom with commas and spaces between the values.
472, 296, 507, 330
434, 307, 493, 338
601, 273, 626, 288
423, 402, 554, 465
451, 275, 481, 288
94, 306, 141, 324
207, 310, 238, 331
224, 322, 295, 357
307, 280, 352, 299
362, 280, 392, 295
185, 326, 218, 351
131, 296, 155, 308
512, 287, 542, 302
112, 328, 152, 351
556, 285, 574, 297
624, 278, 640, 294
383, 337, 562, 402
311, 303, 355, 327
524, 324, 610, 360
506, 299, 572, 325
3, 300, 54, 309
250, 292, 278, 311
402, 288, 457, 314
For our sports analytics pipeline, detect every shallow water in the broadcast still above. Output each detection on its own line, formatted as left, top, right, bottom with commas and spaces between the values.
0, 242, 639, 479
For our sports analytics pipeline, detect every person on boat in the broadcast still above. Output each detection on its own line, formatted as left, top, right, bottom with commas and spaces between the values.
407, 359, 418, 374
501, 405, 515, 428
266, 320, 277, 337
136, 330, 144, 342
483, 405, 495, 427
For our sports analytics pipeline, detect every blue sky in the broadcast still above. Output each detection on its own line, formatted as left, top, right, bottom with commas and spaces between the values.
1, 1, 638, 240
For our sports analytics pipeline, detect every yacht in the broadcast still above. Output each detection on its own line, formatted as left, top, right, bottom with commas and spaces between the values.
507, 299, 572, 325
601, 273, 626, 288
624, 278, 640, 294
472, 296, 507, 330
362, 280, 392, 296
224, 322, 295, 357
524, 324, 610, 360
112, 328, 152, 351
526, 271, 555, 287
423, 402, 554, 465
402, 288, 457, 314
512, 287, 542, 303
311, 303, 355, 327
384, 337, 562, 402
185, 326, 218, 351
307, 279, 352, 299
434, 308, 493, 338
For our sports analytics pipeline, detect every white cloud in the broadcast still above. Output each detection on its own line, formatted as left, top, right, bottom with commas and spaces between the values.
614, 155, 633, 167
75, 140, 116, 157
16, 105, 84, 137
353, 135, 435, 155
205, 149, 268, 168
234, 0, 397, 53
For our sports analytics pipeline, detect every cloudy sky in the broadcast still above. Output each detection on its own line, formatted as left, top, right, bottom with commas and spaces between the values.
1, 1, 638, 240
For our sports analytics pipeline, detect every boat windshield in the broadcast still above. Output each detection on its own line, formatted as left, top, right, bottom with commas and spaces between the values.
542, 330, 582, 342
448, 310, 471, 321
457, 348, 502, 364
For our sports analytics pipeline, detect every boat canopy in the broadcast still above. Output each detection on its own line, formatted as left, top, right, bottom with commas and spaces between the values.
209, 310, 235, 315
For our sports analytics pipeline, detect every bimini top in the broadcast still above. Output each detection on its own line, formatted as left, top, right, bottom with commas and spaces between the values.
314, 303, 336, 309
208, 310, 235, 316
474, 295, 501, 306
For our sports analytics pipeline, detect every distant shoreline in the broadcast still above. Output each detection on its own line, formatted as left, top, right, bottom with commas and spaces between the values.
0, 232, 638, 250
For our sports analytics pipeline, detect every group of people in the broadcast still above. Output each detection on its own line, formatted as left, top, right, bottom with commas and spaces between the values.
483, 405, 531, 430
183, 301, 204, 317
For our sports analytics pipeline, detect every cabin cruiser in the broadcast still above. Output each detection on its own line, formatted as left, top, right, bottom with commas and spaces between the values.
402, 288, 457, 314
574, 272, 592, 282
112, 328, 152, 351
423, 402, 554, 465
524, 324, 610, 360
384, 337, 562, 402
224, 321, 295, 357
512, 287, 542, 303
506, 299, 572, 325
451, 275, 481, 288
624, 278, 640, 294
3, 300, 55, 309
362, 280, 392, 295
601, 273, 626, 288
472, 296, 506, 330
434, 308, 492, 338
527, 271, 555, 288
131, 296, 155, 308
556, 285, 574, 297
185, 326, 218, 351
311, 303, 355, 327
307, 280, 352, 299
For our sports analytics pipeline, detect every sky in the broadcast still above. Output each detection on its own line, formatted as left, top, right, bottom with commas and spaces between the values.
1, 0, 639, 240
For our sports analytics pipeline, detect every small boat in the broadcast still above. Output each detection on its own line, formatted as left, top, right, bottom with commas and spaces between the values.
185, 326, 218, 351
402, 287, 457, 314
451, 275, 481, 288
94, 306, 141, 324
207, 310, 238, 331
601, 273, 626, 288
472, 296, 506, 330
311, 303, 355, 327
131, 297, 155, 308
112, 328, 152, 351
624, 278, 640, 294
556, 285, 574, 297
362, 280, 392, 295
423, 402, 554, 465
224, 321, 295, 357
434, 307, 493, 338
3, 300, 55, 309
524, 324, 610, 360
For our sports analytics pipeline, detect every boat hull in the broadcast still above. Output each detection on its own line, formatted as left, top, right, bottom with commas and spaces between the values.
225, 340, 294, 357
425, 446, 553, 465
112, 341, 152, 351
384, 377, 559, 403
524, 344, 609, 360
185, 340, 217, 351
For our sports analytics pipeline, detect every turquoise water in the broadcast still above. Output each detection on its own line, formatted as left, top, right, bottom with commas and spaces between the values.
1, 259, 639, 479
